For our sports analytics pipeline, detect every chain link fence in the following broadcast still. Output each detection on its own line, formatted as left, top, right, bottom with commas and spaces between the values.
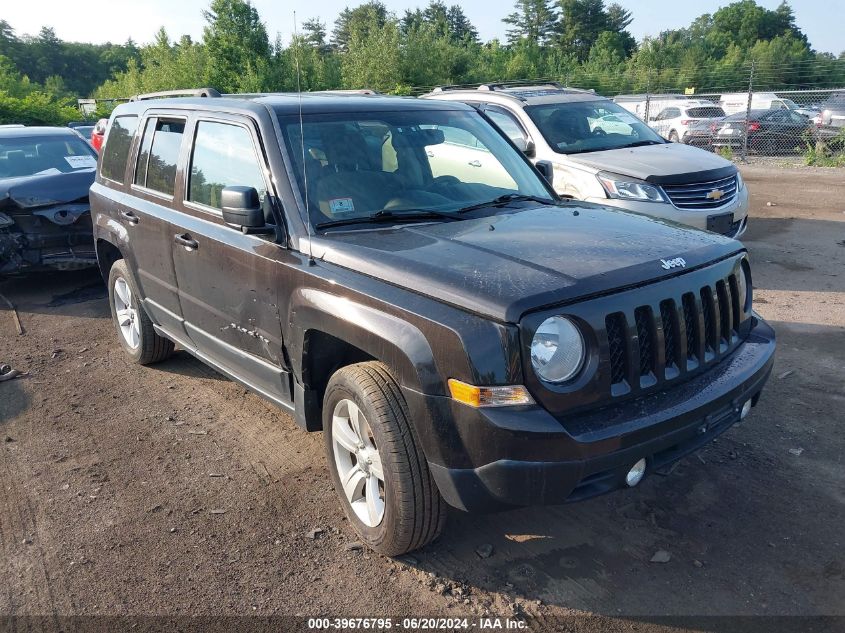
619, 87, 845, 164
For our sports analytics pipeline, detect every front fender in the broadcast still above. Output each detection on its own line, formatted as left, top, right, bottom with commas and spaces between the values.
289, 288, 443, 395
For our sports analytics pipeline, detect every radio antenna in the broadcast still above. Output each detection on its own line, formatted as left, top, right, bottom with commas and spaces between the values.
293, 11, 315, 265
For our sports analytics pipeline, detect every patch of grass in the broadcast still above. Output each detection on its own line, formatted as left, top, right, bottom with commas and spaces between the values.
803, 129, 845, 167
717, 145, 734, 160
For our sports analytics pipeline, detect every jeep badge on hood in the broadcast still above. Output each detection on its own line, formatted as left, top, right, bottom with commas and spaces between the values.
660, 257, 687, 270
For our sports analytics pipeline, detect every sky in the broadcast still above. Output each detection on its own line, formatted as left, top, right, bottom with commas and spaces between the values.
3, 0, 842, 55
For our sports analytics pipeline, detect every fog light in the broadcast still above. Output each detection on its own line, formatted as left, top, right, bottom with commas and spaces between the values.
740, 399, 752, 420
626, 458, 647, 487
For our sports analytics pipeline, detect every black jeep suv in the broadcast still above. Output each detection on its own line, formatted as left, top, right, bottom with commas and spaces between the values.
90, 89, 775, 555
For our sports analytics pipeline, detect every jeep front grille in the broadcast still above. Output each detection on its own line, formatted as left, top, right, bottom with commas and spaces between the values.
662, 175, 738, 209
659, 300, 676, 369
605, 313, 628, 385
606, 272, 742, 394
634, 306, 655, 377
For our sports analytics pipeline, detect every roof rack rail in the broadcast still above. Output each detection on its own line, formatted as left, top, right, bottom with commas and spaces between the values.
478, 81, 566, 91
315, 89, 382, 95
130, 88, 221, 102
430, 81, 592, 99
430, 85, 472, 93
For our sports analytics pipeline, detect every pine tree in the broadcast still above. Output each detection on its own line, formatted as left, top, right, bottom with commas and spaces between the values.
503, 0, 558, 47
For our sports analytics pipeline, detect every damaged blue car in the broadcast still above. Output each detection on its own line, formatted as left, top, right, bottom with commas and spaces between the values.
0, 126, 98, 274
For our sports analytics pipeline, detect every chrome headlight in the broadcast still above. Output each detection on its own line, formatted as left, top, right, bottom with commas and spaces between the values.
597, 172, 666, 203
530, 316, 585, 383
737, 257, 752, 313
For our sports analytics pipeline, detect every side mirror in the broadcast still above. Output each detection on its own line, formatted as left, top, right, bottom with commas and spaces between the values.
221, 186, 263, 229
535, 160, 554, 186
512, 136, 536, 157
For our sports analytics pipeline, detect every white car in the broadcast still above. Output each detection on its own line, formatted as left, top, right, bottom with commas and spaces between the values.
649, 101, 726, 146
423, 84, 749, 238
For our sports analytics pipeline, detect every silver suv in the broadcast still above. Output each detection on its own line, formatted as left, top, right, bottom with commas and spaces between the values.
423, 84, 748, 238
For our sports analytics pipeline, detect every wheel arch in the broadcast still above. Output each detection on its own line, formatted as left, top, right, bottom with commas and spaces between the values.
93, 211, 131, 283
289, 288, 443, 432
95, 238, 124, 283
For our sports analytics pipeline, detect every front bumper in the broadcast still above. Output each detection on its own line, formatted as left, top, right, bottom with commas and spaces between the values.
405, 316, 775, 513
0, 212, 96, 274
584, 184, 749, 238
682, 132, 714, 147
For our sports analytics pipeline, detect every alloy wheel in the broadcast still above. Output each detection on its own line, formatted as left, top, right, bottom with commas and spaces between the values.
113, 277, 140, 349
331, 398, 386, 527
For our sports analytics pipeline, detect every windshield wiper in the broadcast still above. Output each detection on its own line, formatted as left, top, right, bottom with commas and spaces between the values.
456, 193, 556, 214
314, 209, 462, 230
618, 140, 665, 148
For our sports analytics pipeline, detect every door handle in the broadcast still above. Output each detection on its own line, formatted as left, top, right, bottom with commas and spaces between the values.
468, 160, 482, 167
120, 210, 139, 225
174, 233, 199, 250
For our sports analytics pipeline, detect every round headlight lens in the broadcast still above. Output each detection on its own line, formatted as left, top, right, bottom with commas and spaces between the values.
530, 316, 585, 383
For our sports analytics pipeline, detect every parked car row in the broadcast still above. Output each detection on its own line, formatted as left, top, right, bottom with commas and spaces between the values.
2, 86, 778, 556
711, 108, 814, 154
65, 119, 109, 152
615, 91, 843, 154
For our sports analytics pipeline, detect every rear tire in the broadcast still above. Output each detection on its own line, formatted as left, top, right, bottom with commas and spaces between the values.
323, 362, 446, 556
668, 130, 680, 143
108, 259, 174, 365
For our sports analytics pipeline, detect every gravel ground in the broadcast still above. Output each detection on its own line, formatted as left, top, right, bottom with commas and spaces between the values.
1, 165, 843, 632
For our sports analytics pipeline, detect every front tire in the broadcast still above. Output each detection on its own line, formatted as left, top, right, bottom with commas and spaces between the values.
108, 259, 174, 365
323, 362, 446, 555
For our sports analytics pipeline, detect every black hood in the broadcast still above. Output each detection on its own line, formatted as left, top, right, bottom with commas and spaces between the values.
0, 169, 95, 210
311, 202, 743, 323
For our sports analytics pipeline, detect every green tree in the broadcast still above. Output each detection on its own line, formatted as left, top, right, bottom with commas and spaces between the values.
301, 18, 330, 54
556, 0, 635, 61
0, 55, 79, 125
401, 21, 473, 88
342, 14, 401, 90
203, 0, 271, 92
503, 0, 558, 47
331, 2, 388, 52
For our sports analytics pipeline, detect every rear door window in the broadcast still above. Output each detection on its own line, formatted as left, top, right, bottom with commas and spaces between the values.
134, 117, 185, 196
687, 107, 725, 118
440, 125, 479, 148
101, 115, 138, 182
188, 121, 267, 209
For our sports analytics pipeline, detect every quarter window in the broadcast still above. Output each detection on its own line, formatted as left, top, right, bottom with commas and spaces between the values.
101, 115, 138, 182
134, 118, 185, 196
188, 121, 267, 209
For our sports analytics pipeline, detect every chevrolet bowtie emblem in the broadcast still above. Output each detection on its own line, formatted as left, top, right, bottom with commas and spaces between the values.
706, 189, 726, 201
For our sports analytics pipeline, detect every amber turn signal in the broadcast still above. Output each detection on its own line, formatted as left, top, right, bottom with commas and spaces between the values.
447, 379, 534, 408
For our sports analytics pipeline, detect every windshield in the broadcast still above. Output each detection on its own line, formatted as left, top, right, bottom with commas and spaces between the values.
276, 109, 552, 228
0, 134, 97, 179
526, 100, 665, 155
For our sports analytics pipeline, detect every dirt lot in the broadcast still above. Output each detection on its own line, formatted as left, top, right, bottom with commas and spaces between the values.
1, 165, 844, 631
